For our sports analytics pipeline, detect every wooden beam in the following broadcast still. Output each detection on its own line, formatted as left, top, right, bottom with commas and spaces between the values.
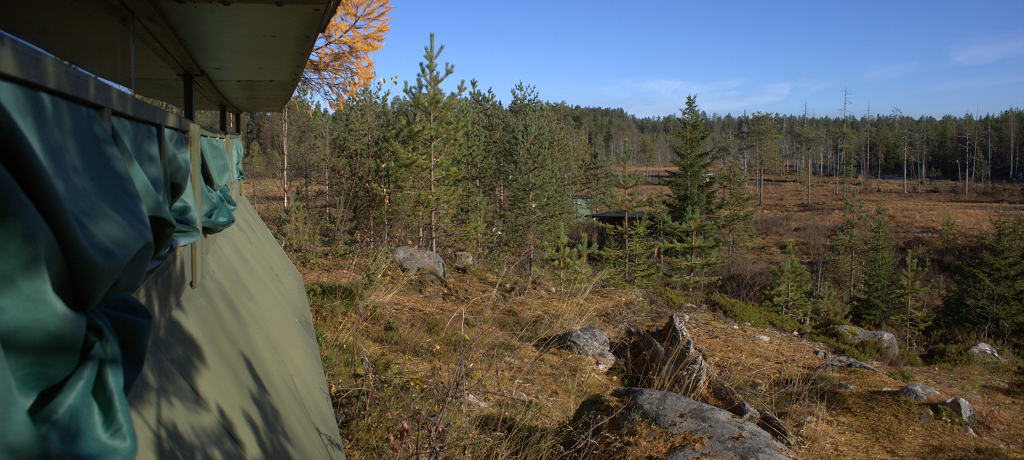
183, 73, 195, 121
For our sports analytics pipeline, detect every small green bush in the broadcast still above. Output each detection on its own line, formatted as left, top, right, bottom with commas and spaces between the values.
1011, 365, 1024, 395
898, 348, 923, 367
708, 292, 767, 328
926, 342, 972, 366
764, 311, 803, 334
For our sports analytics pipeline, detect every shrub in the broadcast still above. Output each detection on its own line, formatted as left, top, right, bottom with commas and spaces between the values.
898, 348, 923, 367
1011, 365, 1024, 396
764, 311, 804, 334
926, 342, 972, 366
718, 257, 772, 304
708, 292, 767, 328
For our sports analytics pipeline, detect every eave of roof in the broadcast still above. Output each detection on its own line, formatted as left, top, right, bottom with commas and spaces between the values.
0, 0, 338, 113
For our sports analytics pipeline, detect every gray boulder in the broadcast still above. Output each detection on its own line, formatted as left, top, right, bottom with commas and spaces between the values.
553, 327, 616, 372
945, 397, 974, 422
390, 246, 446, 280
573, 388, 796, 460
900, 383, 940, 401
836, 325, 899, 358
968, 343, 1002, 362
818, 355, 886, 376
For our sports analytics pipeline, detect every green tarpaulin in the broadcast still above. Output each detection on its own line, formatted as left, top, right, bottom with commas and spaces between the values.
0, 78, 156, 459
2, 78, 341, 460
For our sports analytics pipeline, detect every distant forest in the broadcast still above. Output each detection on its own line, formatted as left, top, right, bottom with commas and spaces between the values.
569, 104, 1024, 186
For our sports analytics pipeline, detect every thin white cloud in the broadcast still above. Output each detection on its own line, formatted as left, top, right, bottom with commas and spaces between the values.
864, 63, 917, 82
950, 32, 1024, 66
636, 78, 747, 97
930, 73, 1024, 92
700, 82, 796, 111
623, 78, 800, 116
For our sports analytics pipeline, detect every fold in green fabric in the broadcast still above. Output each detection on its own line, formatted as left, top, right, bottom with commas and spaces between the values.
109, 116, 177, 259
166, 129, 202, 247
233, 138, 246, 181
198, 136, 236, 233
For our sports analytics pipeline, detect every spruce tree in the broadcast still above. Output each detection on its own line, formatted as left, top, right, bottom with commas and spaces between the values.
660, 209, 723, 293
851, 204, 900, 326
664, 95, 719, 221
765, 240, 813, 318
660, 95, 733, 292
943, 213, 1024, 346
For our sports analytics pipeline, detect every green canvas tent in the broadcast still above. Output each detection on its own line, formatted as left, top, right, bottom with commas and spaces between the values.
1, 2, 344, 458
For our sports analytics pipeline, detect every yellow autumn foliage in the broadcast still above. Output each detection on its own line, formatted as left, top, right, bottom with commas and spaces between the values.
302, 0, 392, 107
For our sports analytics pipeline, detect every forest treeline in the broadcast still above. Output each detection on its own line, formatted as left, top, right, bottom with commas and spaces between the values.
231, 35, 1024, 355
572, 100, 1024, 190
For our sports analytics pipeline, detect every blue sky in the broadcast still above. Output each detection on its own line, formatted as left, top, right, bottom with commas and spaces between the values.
369, 0, 1023, 119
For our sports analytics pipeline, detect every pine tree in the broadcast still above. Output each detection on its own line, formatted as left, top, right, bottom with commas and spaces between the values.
716, 152, 756, 256
599, 150, 657, 288
812, 281, 849, 322
829, 194, 867, 302
542, 223, 593, 295
330, 79, 394, 243
396, 33, 469, 252
459, 80, 505, 254
747, 112, 781, 206
504, 83, 576, 270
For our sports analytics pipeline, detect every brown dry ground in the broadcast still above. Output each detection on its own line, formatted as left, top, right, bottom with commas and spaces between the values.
244, 173, 1024, 460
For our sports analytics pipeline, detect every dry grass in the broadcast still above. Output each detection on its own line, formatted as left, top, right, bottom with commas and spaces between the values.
247, 174, 1024, 459
301, 258, 1024, 459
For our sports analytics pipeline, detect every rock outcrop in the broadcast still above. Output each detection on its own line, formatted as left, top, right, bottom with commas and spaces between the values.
617, 314, 794, 444
945, 397, 974, 422
835, 325, 899, 359
968, 343, 1002, 362
817, 355, 887, 376
900, 383, 940, 401
572, 388, 797, 460
552, 326, 616, 372
391, 246, 446, 280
